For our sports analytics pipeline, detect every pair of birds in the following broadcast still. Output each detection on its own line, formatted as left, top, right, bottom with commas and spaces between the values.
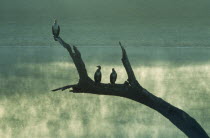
94, 66, 117, 84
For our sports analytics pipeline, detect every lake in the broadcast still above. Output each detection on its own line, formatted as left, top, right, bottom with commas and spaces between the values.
0, 43, 210, 137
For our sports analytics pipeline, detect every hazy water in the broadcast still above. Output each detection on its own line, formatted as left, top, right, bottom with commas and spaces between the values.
1, 0, 210, 136
0, 17, 210, 137
1, 18, 210, 47
0, 45, 210, 138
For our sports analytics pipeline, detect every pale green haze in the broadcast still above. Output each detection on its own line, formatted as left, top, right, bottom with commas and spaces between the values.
0, 0, 210, 137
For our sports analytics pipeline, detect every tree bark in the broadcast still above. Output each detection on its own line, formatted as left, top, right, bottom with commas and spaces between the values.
52, 36, 209, 138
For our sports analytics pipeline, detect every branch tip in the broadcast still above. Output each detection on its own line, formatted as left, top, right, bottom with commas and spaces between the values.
119, 41, 122, 46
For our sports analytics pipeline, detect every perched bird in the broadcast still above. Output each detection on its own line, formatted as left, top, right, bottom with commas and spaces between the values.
52, 19, 60, 40
110, 68, 117, 84
94, 65, 102, 83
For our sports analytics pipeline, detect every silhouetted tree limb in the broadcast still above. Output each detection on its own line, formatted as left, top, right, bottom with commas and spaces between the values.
52, 36, 209, 138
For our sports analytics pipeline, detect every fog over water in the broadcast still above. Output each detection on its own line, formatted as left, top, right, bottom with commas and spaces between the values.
0, 0, 210, 137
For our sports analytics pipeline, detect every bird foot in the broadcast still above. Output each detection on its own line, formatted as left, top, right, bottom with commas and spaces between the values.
53, 36, 58, 41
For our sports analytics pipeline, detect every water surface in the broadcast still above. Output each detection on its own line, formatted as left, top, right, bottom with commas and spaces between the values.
0, 46, 210, 137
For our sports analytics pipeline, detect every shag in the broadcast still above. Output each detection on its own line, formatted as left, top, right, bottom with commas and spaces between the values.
110, 68, 117, 84
94, 65, 102, 83
52, 19, 60, 40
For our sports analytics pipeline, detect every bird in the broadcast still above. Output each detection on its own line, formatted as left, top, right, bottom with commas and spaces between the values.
110, 68, 117, 84
52, 19, 60, 40
94, 65, 102, 83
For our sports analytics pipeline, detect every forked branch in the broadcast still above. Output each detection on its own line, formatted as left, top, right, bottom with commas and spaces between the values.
52, 36, 209, 138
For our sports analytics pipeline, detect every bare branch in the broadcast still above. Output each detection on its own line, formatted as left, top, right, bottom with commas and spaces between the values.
119, 42, 138, 86
52, 84, 78, 91
55, 37, 88, 79
52, 37, 209, 138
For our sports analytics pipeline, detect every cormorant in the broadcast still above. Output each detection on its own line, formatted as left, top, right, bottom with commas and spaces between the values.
52, 19, 60, 40
94, 65, 102, 83
110, 68, 117, 84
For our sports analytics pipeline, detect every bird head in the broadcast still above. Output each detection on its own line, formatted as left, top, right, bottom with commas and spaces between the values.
54, 19, 57, 24
96, 65, 101, 70
112, 68, 115, 72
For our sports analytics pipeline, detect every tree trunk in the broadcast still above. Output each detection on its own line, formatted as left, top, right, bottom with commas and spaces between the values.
52, 37, 209, 138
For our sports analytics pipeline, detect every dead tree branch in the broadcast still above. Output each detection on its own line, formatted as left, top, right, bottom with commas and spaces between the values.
52, 36, 209, 138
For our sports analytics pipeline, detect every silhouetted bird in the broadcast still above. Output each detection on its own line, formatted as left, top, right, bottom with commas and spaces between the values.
110, 68, 117, 84
52, 19, 60, 40
94, 65, 102, 83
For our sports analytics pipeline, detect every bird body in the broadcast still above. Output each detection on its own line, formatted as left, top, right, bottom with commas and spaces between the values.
110, 68, 117, 84
52, 19, 60, 39
94, 66, 102, 83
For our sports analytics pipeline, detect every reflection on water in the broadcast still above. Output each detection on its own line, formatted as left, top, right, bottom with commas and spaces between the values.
0, 46, 210, 137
